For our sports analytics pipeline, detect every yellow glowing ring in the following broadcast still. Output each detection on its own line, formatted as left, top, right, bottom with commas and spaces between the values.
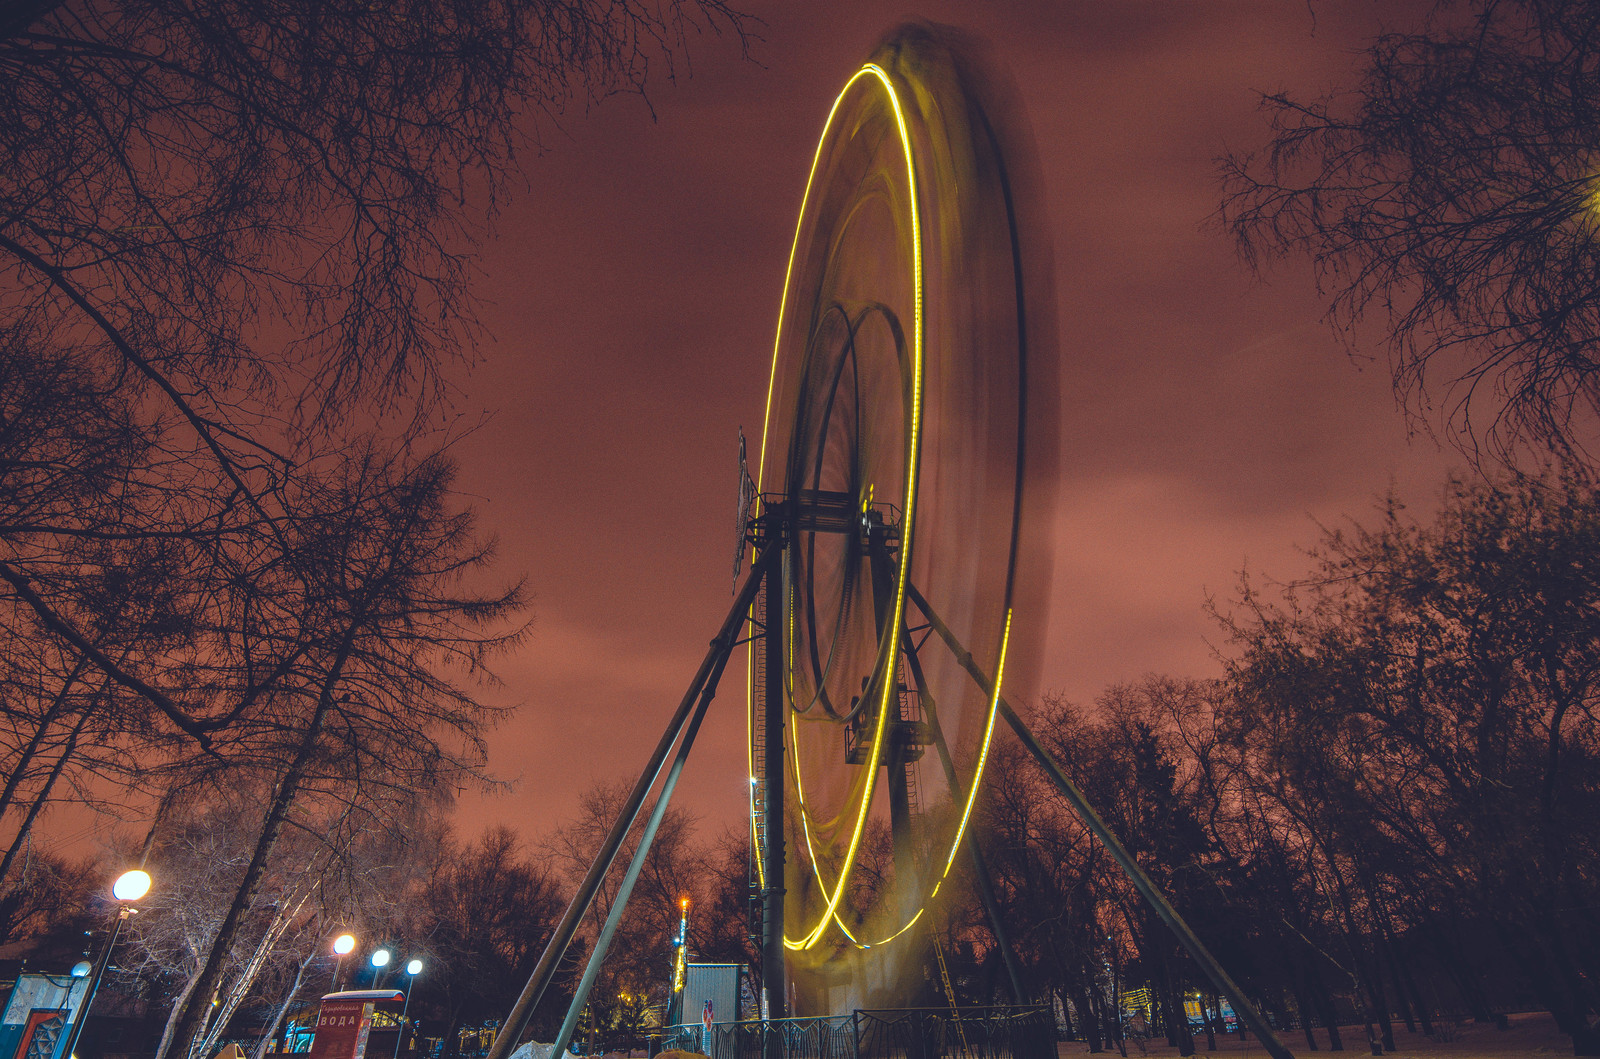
781, 61, 923, 951
752, 45, 1024, 957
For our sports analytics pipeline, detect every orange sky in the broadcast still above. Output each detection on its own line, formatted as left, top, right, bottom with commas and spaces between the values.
426, 0, 1466, 847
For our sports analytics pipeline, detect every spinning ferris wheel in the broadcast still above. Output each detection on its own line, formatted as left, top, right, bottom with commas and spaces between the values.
485, 24, 1296, 1059
745, 25, 1045, 1014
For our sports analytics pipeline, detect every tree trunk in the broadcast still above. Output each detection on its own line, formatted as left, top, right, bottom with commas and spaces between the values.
0, 656, 86, 866
1158, 946, 1193, 1057
1055, 987, 1075, 1041
201, 887, 316, 1059
158, 638, 356, 1059
1424, 920, 1489, 1022
1377, 931, 1417, 1035
154, 961, 209, 1059
1307, 962, 1343, 1051
1077, 981, 1103, 1054
0, 707, 89, 901
440, 1013, 463, 1059
253, 949, 316, 1059
1363, 955, 1395, 1052
1381, 921, 1431, 1036
1289, 967, 1319, 1051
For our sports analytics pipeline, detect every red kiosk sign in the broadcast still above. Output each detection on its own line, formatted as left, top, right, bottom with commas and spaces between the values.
308, 991, 405, 1059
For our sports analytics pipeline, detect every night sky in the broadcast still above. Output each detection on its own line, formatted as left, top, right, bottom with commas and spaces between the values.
437, 1, 1459, 844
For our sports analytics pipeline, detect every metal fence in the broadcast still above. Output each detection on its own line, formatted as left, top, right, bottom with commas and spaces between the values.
652, 1007, 1051, 1059
854, 1008, 1054, 1059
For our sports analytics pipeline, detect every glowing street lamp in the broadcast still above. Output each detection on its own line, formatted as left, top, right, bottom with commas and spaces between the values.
370, 947, 392, 988
393, 958, 423, 1059
111, 870, 150, 901
60, 870, 151, 1059
332, 933, 358, 990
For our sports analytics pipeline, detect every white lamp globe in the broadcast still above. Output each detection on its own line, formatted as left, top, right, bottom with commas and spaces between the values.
333, 933, 356, 955
370, 949, 392, 968
406, 959, 423, 976
70, 961, 91, 977
112, 870, 151, 902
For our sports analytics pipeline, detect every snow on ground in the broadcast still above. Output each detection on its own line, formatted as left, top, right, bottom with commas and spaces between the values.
1056, 1011, 1571, 1058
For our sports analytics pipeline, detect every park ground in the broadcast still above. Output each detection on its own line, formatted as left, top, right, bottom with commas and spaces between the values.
1055, 1011, 1571, 1058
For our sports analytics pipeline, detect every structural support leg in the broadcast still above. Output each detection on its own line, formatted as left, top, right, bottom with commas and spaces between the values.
905, 583, 1296, 1059
901, 625, 1029, 1007
484, 546, 777, 1059
546, 618, 734, 1059
761, 551, 787, 1029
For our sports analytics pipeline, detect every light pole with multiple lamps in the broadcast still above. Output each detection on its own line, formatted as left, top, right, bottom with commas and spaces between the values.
56, 870, 151, 1059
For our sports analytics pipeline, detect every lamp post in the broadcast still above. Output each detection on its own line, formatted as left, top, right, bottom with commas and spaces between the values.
369, 948, 392, 989
392, 959, 422, 1059
332, 934, 357, 991
57, 870, 150, 1059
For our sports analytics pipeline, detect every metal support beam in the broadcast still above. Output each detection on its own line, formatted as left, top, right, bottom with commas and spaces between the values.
905, 583, 1296, 1059
900, 624, 1029, 1006
761, 548, 787, 1027
545, 611, 733, 1059
484, 545, 778, 1059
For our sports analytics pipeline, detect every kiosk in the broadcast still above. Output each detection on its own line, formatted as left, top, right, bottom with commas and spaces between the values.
307, 990, 406, 1059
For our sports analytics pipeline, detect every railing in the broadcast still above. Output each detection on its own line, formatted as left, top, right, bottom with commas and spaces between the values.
652, 1007, 1052, 1059
854, 1008, 1054, 1059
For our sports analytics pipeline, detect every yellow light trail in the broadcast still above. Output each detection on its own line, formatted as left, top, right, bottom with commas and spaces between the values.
778, 60, 925, 952
818, 608, 1013, 951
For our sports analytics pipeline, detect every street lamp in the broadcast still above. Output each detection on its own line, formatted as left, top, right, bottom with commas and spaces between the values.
370, 948, 392, 988
332, 934, 357, 991
58, 870, 150, 1059
392, 959, 423, 1059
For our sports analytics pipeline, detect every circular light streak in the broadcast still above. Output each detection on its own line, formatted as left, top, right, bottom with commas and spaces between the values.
756, 59, 924, 953
752, 30, 1041, 984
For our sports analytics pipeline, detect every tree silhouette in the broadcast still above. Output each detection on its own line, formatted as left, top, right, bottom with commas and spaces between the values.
1219, 0, 1600, 464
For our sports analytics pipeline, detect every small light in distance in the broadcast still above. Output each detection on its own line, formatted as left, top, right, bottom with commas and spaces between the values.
406, 959, 423, 976
371, 949, 392, 968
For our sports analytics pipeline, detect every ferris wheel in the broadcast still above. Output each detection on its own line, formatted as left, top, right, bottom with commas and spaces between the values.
746, 24, 1046, 1013
486, 24, 1297, 1059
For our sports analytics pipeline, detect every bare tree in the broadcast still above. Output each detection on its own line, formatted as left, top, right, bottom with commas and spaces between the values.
143, 445, 523, 1059
410, 826, 565, 1054
1218, 0, 1600, 465
0, 0, 748, 764
544, 780, 707, 1035
1216, 472, 1600, 1053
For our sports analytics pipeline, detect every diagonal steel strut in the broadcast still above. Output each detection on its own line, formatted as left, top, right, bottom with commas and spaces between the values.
905, 582, 1296, 1059
898, 614, 1029, 1006
484, 543, 779, 1059
543, 594, 735, 1059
